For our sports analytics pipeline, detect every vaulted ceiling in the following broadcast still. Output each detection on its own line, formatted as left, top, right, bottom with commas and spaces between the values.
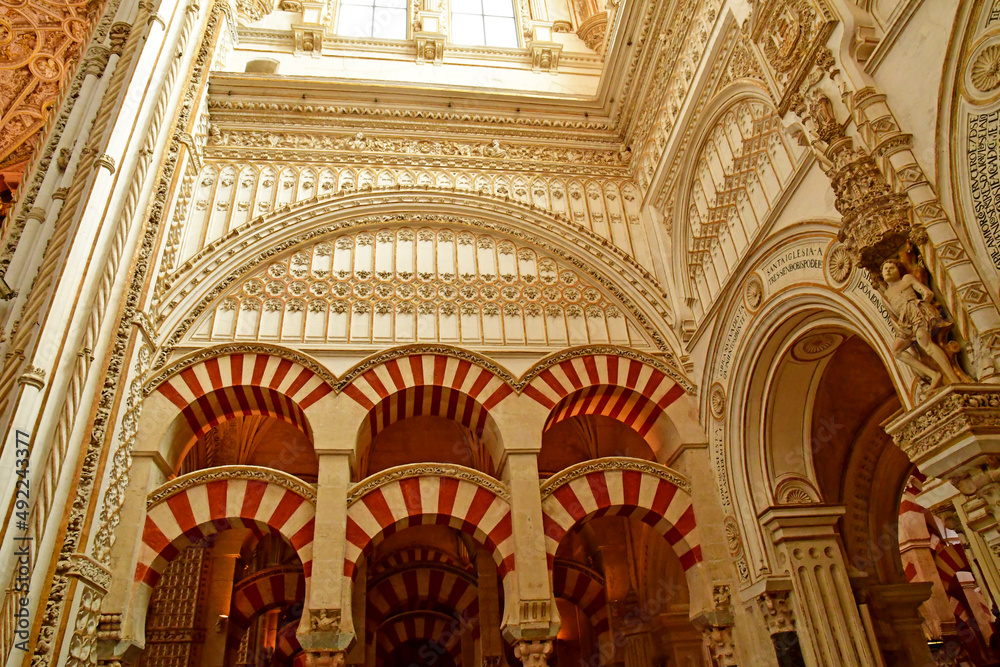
0, 0, 103, 203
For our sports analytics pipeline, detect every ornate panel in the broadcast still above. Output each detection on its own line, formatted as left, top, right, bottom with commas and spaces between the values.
181, 227, 653, 350
160, 160, 657, 291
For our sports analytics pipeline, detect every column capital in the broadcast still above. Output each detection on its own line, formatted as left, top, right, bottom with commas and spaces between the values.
701, 625, 737, 667
301, 649, 348, 667
513, 639, 554, 667
756, 588, 797, 636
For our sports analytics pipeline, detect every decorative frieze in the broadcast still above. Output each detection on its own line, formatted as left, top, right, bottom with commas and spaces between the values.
885, 385, 1000, 463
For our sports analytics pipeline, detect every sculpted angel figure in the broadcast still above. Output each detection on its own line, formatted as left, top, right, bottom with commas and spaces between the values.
880, 260, 960, 389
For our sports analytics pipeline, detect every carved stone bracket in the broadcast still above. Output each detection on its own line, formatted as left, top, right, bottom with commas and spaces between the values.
756, 588, 796, 635
885, 384, 1000, 467
415, 32, 445, 65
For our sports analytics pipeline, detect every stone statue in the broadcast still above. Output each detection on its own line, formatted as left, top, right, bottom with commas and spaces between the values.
880, 260, 960, 390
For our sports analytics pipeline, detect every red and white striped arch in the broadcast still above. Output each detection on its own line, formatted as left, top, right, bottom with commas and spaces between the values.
900, 476, 982, 628
230, 566, 306, 630
540, 463, 701, 571
375, 613, 463, 666
345, 473, 514, 580
525, 354, 685, 437
136, 472, 315, 589
275, 620, 304, 665
371, 546, 471, 576
342, 354, 513, 411
367, 566, 480, 632
552, 560, 610, 636
152, 352, 333, 456
360, 386, 491, 444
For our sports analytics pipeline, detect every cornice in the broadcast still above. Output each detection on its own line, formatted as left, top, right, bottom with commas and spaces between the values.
204, 0, 714, 171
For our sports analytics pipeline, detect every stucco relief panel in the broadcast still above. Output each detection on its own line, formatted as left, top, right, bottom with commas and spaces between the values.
181, 227, 653, 350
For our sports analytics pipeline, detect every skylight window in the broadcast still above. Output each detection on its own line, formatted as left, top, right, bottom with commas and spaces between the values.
451, 0, 519, 48
337, 0, 408, 39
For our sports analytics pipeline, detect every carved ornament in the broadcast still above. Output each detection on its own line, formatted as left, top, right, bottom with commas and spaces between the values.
0, 0, 100, 174
539, 456, 691, 499
56, 553, 111, 593
757, 589, 796, 635
513, 640, 554, 667
147, 465, 318, 508
885, 385, 1000, 461
347, 463, 511, 505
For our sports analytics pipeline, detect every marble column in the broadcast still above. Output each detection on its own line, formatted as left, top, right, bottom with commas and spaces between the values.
758, 506, 878, 667
493, 396, 559, 643
299, 448, 354, 665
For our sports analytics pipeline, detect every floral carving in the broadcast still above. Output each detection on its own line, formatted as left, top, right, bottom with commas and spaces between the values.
972, 44, 1000, 92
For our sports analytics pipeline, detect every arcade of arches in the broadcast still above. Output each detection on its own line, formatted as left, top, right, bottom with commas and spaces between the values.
3, 1, 1000, 666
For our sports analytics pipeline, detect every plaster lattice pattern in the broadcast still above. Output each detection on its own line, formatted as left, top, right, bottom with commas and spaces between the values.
185, 229, 650, 349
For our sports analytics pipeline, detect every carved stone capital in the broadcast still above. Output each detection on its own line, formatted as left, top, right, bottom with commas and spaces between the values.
756, 589, 796, 635
84, 46, 111, 77
702, 625, 737, 666
97, 154, 116, 174
884, 384, 1000, 472
513, 640, 554, 667
17, 365, 46, 389
302, 650, 346, 667
108, 23, 131, 56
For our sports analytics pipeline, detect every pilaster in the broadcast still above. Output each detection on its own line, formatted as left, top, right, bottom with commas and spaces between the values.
759, 506, 878, 667
300, 448, 355, 657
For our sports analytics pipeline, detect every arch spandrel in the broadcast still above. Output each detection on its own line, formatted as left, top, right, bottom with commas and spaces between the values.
700, 223, 917, 588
